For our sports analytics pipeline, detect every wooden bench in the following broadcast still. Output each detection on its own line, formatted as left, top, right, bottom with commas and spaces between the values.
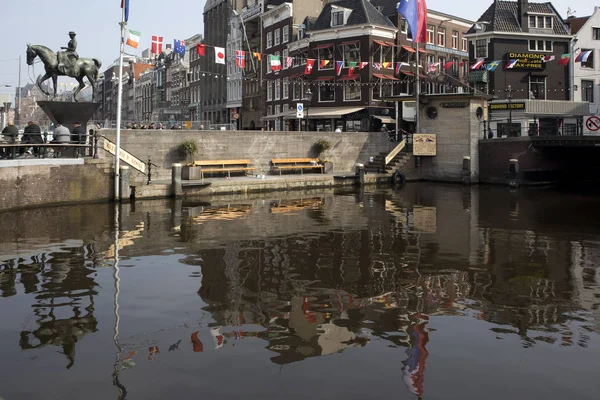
192, 159, 256, 180
270, 158, 324, 175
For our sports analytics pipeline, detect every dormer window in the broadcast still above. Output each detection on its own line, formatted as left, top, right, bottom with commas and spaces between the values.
528, 14, 553, 29
331, 6, 351, 27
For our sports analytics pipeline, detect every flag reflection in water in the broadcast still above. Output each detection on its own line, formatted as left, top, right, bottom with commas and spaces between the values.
401, 314, 430, 398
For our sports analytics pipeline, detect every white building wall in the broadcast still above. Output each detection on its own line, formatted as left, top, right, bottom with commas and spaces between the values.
573, 7, 600, 115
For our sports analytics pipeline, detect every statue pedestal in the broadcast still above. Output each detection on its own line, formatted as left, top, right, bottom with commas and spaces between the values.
37, 101, 100, 133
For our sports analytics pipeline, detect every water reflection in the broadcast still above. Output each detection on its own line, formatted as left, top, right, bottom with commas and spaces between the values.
0, 186, 598, 399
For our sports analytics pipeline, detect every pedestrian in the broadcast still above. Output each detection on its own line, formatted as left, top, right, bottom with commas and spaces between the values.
487, 127, 494, 139
71, 122, 86, 144
21, 121, 44, 157
52, 122, 71, 143
1, 120, 18, 159
380, 124, 389, 134
335, 127, 342, 133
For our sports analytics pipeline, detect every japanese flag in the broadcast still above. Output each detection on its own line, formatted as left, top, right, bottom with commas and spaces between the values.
214, 47, 225, 64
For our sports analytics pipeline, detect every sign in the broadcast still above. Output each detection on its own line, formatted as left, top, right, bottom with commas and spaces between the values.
584, 115, 600, 134
103, 138, 147, 173
183, 121, 192, 129
489, 102, 526, 111
242, 2, 263, 21
296, 103, 304, 119
440, 102, 468, 108
413, 134, 436, 156
506, 53, 545, 70
425, 44, 468, 58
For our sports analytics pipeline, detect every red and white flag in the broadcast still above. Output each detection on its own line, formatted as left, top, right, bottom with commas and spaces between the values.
305, 58, 315, 75
235, 50, 245, 68
214, 46, 225, 64
359, 61, 369, 69
151, 35, 163, 54
542, 55, 555, 62
470, 60, 485, 70
286, 57, 293, 68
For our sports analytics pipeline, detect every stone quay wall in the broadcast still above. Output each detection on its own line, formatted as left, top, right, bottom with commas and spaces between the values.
98, 129, 395, 183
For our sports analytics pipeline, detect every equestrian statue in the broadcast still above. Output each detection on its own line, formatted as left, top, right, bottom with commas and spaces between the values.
26, 32, 102, 102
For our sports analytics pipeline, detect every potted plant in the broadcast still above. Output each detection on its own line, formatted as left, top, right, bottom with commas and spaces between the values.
313, 139, 333, 173
178, 140, 200, 180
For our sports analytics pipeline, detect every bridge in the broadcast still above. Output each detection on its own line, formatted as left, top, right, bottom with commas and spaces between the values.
530, 135, 600, 147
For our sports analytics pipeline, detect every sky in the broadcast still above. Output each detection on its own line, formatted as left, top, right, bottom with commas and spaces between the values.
0, 0, 597, 100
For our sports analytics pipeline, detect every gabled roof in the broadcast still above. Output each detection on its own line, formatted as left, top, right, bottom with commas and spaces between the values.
565, 16, 589, 34
466, 1, 569, 35
310, 0, 395, 31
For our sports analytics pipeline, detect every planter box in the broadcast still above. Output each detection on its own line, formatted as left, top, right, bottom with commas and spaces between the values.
321, 161, 334, 174
182, 165, 202, 180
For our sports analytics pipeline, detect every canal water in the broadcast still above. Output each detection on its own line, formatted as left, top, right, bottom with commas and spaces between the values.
0, 183, 598, 400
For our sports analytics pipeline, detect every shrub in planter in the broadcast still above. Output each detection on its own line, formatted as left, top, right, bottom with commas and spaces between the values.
177, 140, 199, 165
313, 139, 331, 156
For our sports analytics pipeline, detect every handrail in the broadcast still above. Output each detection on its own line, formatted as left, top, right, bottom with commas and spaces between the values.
385, 139, 406, 165
100, 135, 148, 174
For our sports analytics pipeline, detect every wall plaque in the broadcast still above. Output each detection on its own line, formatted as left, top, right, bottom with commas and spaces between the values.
413, 134, 437, 156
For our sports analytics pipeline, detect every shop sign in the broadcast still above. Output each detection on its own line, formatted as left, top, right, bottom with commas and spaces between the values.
242, 2, 263, 21
489, 102, 526, 111
413, 134, 437, 156
440, 102, 468, 108
506, 53, 544, 70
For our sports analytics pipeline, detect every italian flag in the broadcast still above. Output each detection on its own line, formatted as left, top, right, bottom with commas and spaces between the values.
270, 55, 281, 71
126, 30, 140, 48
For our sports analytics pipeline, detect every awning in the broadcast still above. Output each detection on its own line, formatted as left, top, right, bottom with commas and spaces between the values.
283, 106, 366, 119
314, 76, 334, 81
468, 70, 488, 83
374, 40, 390, 46
419, 73, 428, 79
314, 43, 333, 50
373, 73, 399, 80
384, 41, 396, 47
261, 109, 297, 121
418, 48, 430, 54
340, 40, 359, 46
338, 75, 359, 81
402, 45, 416, 53
401, 70, 415, 76
288, 72, 305, 79
375, 116, 396, 124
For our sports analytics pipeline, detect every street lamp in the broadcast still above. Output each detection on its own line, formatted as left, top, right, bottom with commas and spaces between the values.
505, 84, 513, 137
303, 89, 313, 131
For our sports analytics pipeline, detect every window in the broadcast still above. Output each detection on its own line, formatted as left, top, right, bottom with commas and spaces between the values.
401, 19, 413, 40
452, 31, 459, 49
342, 43, 360, 66
528, 40, 553, 52
373, 77, 393, 99
530, 76, 546, 100
274, 79, 280, 100
475, 39, 487, 58
437, 27, 446, 47
529, 14, 553, 29
427, 25, 434, 44
283, 25, 290, 43
283, 79, 289, 99
274, 29, 280, 46
266, 32, 273, 48
283, 49, 289, 69
318, 47, 334, 69
462, 38, 467, 51
293, 80, 307, 100
581, 49, 594, 69
374, 42, 394, 64
274, 104, 280, 115
267, 82, 272, 101
319, 82, 335, 102
582, 80, 594, 102
332, 10, 344, 26
344, 80, 361, 101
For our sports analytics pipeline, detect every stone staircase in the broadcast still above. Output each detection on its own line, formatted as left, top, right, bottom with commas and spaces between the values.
364, 149, 412, 174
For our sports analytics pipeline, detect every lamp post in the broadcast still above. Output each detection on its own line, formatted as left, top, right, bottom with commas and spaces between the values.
505, 84, 513, 137
303, 89, 313, 131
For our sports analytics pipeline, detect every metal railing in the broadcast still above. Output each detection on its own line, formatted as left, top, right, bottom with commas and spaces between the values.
89, 120, 236, 131
0, 133, 99, 160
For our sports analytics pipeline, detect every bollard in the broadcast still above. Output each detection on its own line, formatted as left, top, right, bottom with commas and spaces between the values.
508, 158, 520, 187
354, 163, 365, 186
172, 163, 183, 198
119, 166, 130, 202
461, 156, 471, 185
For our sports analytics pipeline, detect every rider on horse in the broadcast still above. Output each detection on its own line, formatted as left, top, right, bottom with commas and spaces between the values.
57, 31, 79, 75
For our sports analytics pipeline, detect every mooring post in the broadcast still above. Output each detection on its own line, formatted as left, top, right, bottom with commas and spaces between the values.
172, 163, 183, 198
461, 156, 471, 185
508, 158, 520, 187
119, 165, 130, 202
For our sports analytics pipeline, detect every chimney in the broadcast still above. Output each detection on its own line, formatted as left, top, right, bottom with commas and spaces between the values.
518, 0, 529, 32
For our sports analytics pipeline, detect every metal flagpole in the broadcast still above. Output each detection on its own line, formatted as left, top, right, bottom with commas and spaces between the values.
415, 42, 420, 135
114, 6, 127, 201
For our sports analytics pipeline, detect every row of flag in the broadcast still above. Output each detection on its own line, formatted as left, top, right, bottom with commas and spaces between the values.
469, 51, 591, 72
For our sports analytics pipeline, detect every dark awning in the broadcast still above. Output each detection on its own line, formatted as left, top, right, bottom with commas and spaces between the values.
374, 40, 390, 46
402, 45, 416, 53
338, 75, 359, 81
373, 73, 399, 80
314, 43, 333, 50
401, 70, 415, 76
315, 76, 334, 81
340, 40, 359, 46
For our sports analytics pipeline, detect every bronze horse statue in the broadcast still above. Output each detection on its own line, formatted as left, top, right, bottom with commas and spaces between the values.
26, 44, 102, 102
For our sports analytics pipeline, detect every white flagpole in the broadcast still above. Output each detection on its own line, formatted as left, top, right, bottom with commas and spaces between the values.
114, 6, 127, 201
415, 42, 420, 135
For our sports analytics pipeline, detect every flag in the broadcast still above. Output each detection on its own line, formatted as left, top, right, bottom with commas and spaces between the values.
382, 62, 392, 69
359, 61, 369, 69
348, 67, 355, 75
486, 60, 500, 71
505, 59, 518, 69
305, 58, 315, 75
336, 61, 343, 75
558, 54, 571, 65
575, 50, 592, 63
427, 62, 439, 73
173, 39, 186, 55
542, 55, 555, 62
253, 52, 262, 61
197, 44, 206, 56
286, 57, 293, 68
121, 0, 129, 22
151, 36, 163, 54
458, 61, 465, 67
215, 46, 225, 64
373, 62, 382, 70
470, 60, 484, 70
235, 50, 245, 68
126, 30, 140, 49
320, 60, 330, 68
442, 61, 454, 70
270, 55, 281, 71
395, 62, 401, 74
397, 0, 428, 43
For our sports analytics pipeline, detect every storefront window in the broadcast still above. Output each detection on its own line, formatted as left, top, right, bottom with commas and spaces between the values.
344, 80, 361, 101
319, 83, 335, 102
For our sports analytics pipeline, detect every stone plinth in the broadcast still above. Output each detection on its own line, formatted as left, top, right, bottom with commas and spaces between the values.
37, 101, 100, 133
